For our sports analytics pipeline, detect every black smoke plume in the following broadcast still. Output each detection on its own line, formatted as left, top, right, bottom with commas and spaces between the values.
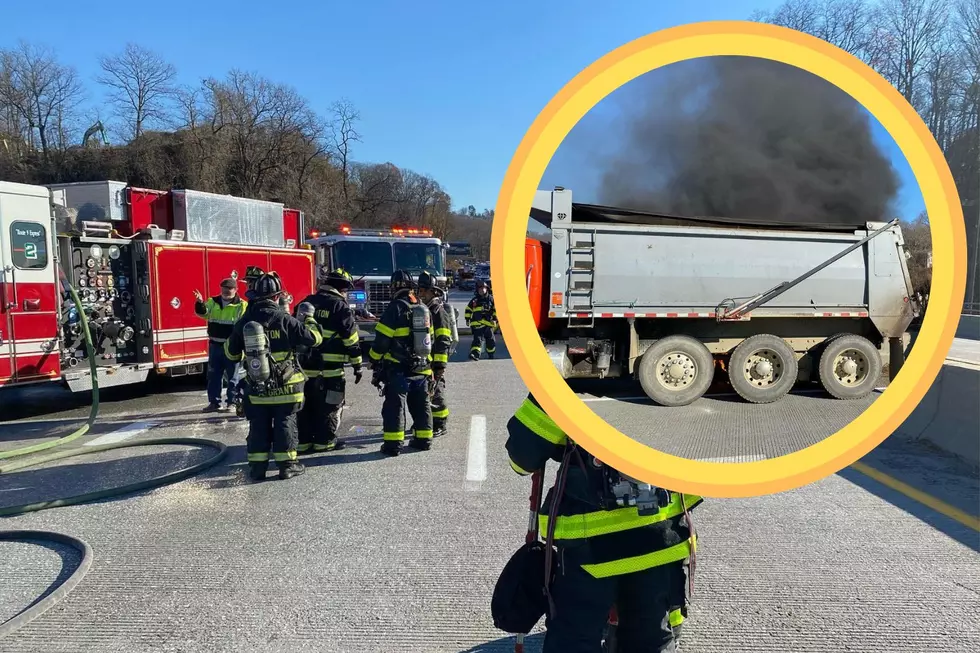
598, 56, 899, 226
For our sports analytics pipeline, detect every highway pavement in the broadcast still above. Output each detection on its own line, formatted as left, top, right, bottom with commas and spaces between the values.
1, 334, 978, 652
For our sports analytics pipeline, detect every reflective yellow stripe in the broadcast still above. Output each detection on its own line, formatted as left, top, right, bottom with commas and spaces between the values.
515, 399, 566, 445
297, 443, 312, 452
432, 408, 449, 418
384, 431, 405, 441
321, 329, 337, 338
392, 327, 411, 336
273, 451, 298, 462
308, 325, 323, 346
320, 368, 345, 378
271, 352, 291, 361
342, 333, 359, 346
433, 353, 449, 363
322, 353, 349, 362
369, 349, 383, 360
581, 537, 696, 579
376, 323, 396, 337
539, 495, 700, 540
349, 356, 363, 365
434, 328, 452, 337
224, 340, 243, 361
414, 429, 434, 440
247, 452, 269, 462
510, 459, 532, 475
669, 609, 685, 627
251, 393, 305, 404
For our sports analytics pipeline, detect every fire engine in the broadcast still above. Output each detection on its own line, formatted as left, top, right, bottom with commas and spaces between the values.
306, 225, 448, 355
0, 179, 315, 392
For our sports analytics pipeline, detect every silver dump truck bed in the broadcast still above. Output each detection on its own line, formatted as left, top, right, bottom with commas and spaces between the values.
530, 188, 919, 406
532, 188, 917, 340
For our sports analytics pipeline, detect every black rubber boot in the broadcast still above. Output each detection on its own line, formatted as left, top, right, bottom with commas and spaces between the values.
296, 446, 316, 457
469, 354, 479, 362
380, 441, 401, 457
248, 463, 268, 482
409, 437, 431, 451
314, 438, 346, 452
278, 461, 306, 480
203, 402, 220, 413
432, 426, 447, 438
488, 353, 495, 360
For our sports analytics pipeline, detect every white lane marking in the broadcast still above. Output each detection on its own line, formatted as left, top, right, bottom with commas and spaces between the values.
464, 414, 488, 491
83, 420, 159, 447
693, 454, 768, 463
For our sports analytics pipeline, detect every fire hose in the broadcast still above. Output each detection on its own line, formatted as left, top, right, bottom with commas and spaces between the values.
0, 281, 228, 639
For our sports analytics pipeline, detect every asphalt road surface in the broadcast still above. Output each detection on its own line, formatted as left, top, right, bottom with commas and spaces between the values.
1, 335, 978, 652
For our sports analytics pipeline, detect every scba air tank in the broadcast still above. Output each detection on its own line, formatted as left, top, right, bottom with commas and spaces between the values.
243, 321, 271, 384
409, 303, 432, 358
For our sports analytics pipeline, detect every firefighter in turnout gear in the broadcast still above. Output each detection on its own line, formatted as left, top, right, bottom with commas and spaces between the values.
224, 272, 323, 481
368, 269, 435, 456
295, 267, 364, 454
506, 394, 702, 653
465, 279, 497, 360
193, 278, 248, 412
416, 270, 456, 437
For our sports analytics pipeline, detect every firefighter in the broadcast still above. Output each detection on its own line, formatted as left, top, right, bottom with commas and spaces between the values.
416, 270, 455, 437
193, 278, 248, 412
295, 267, 364, 454
465, 279, 497, 361
368, 269, 435, 456
505, 393, 702, 653
224, 272, 323, 481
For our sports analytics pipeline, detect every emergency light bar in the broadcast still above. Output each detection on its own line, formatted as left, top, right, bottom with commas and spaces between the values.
311, 224, 435, 238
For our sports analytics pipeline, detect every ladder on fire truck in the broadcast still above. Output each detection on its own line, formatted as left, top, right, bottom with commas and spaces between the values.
566, 227, 596, 328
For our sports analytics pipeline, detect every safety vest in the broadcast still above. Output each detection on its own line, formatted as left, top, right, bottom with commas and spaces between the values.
506, 397, 702, 580
196, 295, 247, 342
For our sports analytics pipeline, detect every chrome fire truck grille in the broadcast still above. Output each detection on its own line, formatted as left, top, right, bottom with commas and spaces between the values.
367, 282, 392, 315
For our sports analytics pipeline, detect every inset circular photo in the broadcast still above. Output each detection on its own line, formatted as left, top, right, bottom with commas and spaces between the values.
492, 22, 967, 498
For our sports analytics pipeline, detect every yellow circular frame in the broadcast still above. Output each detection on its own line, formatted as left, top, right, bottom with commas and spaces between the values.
491, 21, 966, 498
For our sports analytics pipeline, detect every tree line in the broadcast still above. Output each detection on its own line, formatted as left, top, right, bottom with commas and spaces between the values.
754, 0, 980, 308
0, 42, 494, 258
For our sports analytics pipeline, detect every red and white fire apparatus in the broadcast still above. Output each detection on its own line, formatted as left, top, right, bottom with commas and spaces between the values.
306, 225, 448, 355
0, 179, 315, 392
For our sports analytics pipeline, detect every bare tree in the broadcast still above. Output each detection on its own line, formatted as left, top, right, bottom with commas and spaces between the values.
0, 42, 84, 162
96, 43, 177, 140
328, 99, 361, 210
878, 0, 951, 105
202, 70, 320, 198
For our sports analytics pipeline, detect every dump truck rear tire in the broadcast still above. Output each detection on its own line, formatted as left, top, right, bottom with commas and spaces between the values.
728, 334, 798, 404
818, 334, 881, 399
636, 335, 714, 407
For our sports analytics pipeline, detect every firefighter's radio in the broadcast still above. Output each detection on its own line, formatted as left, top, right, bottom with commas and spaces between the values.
600, 462, 671, 517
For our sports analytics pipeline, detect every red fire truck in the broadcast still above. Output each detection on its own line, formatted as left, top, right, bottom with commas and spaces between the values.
0, 180, 315, 392
306, 225, 448, 356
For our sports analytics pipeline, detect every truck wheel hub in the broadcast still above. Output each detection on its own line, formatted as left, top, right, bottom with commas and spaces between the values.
657, 353, 695, 388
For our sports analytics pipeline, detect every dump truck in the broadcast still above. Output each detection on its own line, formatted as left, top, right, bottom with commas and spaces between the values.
525, 188, 920, 406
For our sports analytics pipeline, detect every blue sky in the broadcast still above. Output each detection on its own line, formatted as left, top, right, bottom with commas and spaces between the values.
2, 0, 924, 219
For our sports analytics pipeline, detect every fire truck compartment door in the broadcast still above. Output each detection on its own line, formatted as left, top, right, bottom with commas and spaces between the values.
0, 186, 61, 384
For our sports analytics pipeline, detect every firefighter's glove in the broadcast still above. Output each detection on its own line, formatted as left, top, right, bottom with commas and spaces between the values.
353, 366, 363, 384
371, 369, 383, 388
433, 368, 444, 381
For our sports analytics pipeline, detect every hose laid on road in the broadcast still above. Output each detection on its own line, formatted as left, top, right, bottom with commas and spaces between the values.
0, 437, 228, 517
0, 282, 232, 643
0, 282, 100, 461
0, 530, 94, 639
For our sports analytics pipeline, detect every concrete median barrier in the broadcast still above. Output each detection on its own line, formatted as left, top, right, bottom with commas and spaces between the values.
896, 360, 980, 468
